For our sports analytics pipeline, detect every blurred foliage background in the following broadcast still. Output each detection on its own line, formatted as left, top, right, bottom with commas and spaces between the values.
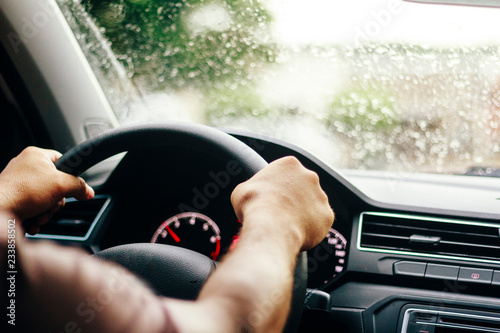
81, 0, 276, 92
326, 87, 401, 168
59, 0, 500, 173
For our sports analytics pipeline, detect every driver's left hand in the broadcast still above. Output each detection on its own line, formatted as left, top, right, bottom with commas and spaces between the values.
0, 146, 94, 234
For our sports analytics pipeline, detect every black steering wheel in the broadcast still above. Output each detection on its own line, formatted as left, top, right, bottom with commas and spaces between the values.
55, 122, 307, 333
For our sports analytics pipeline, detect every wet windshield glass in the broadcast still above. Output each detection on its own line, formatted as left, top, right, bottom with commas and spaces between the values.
58, 0, 500, 175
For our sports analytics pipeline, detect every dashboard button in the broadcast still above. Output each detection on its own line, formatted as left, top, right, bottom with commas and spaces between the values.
458, 267, 493, 284
394, 261, 427, 277
492, 271, 500, 286
425, 264, 459, 280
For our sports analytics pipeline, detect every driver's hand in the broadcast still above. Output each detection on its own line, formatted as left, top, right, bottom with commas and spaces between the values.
0, 147, 94, 234
231, 156, 334, 251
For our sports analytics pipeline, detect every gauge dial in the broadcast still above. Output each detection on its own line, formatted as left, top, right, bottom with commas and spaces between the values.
307, 228, 348, 288
151, 212, 221, 260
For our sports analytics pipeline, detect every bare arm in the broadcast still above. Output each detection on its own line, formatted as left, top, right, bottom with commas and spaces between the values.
164, 156, 334, 332
1, 155, 333, 333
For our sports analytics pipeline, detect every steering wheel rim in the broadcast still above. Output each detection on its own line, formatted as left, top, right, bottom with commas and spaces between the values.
56, 122, 306, 333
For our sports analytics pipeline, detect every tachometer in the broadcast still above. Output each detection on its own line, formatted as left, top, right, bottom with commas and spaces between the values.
307, 228, 348, 288
151, 212, 221, 260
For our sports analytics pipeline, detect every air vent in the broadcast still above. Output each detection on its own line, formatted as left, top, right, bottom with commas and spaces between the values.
359, 212, 500, 263
27, 195, 110, 241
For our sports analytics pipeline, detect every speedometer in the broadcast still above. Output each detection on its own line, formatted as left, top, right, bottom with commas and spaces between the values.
307, 228, 348, 288
151, 212, 222, 260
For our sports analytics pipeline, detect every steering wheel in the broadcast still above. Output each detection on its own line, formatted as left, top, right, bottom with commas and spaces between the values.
55, 122, 307, 333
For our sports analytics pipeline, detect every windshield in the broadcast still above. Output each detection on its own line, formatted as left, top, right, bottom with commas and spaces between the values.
58, 0, 500, 176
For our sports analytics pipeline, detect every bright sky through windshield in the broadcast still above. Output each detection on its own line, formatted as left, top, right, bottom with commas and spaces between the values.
269, 0, 500, 46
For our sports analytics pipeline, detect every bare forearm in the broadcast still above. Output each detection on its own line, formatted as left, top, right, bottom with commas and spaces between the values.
10, 238, 173, 333
205, 240, 298, 331
166, 213, 302, 333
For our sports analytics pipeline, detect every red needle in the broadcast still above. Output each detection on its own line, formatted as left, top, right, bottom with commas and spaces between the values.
165, 225, 181, 243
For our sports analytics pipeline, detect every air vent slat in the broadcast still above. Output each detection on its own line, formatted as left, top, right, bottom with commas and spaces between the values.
359, 212, 500, 263
441, 240, 500, 250
31, 195, 110, 241
364, 221, 500, 240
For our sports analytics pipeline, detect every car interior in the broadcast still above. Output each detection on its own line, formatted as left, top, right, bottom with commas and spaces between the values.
1, 0, 500, 332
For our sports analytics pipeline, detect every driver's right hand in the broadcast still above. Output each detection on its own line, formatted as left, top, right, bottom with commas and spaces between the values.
231, 156, 334, 251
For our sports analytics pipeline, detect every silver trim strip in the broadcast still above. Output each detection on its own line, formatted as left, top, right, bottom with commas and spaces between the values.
401, 308, 500, 333
26, 195, 111, 242
357, 211, 500, 265
405, 0, 500, 9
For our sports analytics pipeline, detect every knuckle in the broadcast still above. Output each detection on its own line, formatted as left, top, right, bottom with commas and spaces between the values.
231, 183, 247, 204
305, 169, 320, 183
329, 209, 335, 222
77, 177, 86, 189
230, 185, 241, 203
281, 155, 300, 166
23, 146, 40, 156
320, 189, 329, 202
233, 185, 257, 204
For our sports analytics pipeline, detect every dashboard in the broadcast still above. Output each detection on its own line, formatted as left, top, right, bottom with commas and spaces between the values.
4, 0, 499, 331
28, 130, 500, 333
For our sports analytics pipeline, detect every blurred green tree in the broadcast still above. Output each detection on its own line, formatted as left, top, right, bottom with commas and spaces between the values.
326, 87, 401, 168
204, 84, 272, 123
81, 0, 276, 92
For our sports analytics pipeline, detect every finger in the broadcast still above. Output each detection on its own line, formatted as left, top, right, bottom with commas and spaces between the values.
48, 205, 59, 214
35, 212, 53, 226
27, 224, 40, 236
61, 175, 95, 201
22, 209, 52, 234
49, 199, 65, 214
26, 215, 47, 235
41, 149, 63, 163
